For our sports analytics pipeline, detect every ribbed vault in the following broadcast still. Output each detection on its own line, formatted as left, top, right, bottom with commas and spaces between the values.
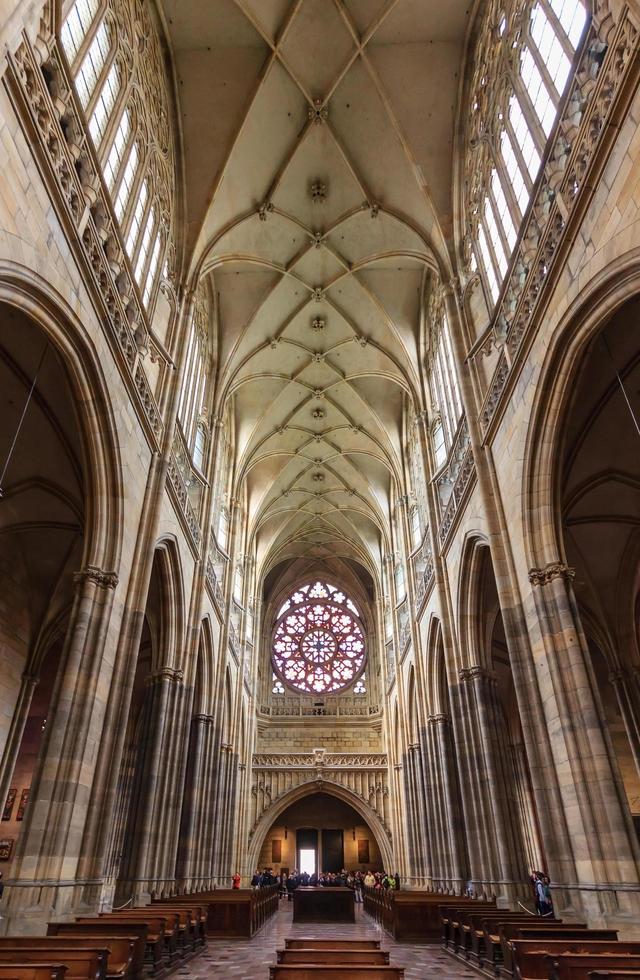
160, 0, 471, 576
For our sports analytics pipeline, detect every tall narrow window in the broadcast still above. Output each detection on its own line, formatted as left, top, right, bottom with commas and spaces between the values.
470, 0, 587, 306
103, 109, 130, 190
428, 310, 463, 463
60, 0, 99, 64
74, 20, 110, 109
177, 316, 208, 457
114, 142, 139, 221
88, 62, 119, 148
125, 180, 148, 258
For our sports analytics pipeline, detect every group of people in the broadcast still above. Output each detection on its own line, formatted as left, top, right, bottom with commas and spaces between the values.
246, 867, 401, 902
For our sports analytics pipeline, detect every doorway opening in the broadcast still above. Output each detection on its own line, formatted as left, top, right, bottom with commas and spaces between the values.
297, 828, 318, 875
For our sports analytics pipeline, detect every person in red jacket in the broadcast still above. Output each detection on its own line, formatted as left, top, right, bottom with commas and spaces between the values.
232, 872, 241, 889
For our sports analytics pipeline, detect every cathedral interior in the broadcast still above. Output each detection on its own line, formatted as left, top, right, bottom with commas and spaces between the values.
0, 0, 640, 969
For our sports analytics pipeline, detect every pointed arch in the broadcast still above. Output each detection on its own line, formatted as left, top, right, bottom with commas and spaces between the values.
247, 780, 393, 872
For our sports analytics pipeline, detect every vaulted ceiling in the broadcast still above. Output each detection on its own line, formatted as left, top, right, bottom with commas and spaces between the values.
159, 0, 474, 580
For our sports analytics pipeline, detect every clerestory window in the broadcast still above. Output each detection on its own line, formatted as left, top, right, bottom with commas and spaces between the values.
472, 0, 587, 306
60, 0, 169, 313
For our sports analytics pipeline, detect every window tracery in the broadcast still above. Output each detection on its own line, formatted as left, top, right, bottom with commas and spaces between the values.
462, 0, 588, 304
60, 0, 176, 314
425, 278, 463, 467
272, 581, 366, 695
177, 283, 212, 467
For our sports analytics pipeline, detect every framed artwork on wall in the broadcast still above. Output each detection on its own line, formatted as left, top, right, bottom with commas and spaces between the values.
2, 788, 16, 821
0, 838, 14, 860
272, 839, 282, 863
16, 789, 28, 821
357, 839, 370, 864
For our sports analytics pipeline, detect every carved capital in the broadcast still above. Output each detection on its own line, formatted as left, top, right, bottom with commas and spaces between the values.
147, 666, 184, 686
194, 713, 215, 725
458, 665, 496, 684
528, 561, 575, 587
427, 712, 449, 725
74, 565, 119, 590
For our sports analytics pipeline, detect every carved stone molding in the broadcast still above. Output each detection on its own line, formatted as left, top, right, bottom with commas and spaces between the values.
74, 565, 119, 590
528, 562, 576, 586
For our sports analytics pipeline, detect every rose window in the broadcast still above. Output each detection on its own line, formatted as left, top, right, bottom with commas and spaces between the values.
272, 581, 366, 694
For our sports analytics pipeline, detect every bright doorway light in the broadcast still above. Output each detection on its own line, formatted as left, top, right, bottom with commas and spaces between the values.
299, 848, 316, 876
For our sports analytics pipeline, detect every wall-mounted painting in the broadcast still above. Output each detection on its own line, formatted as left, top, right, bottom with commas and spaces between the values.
0, 838, 14, 860
16, 789, 28, 821
357, 839, 370, 864
2, 789, 16, 821
272, 839, 282, 863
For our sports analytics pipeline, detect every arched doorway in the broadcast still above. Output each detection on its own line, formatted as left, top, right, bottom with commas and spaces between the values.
255, 791, 384, 876
248, 783, 393, 873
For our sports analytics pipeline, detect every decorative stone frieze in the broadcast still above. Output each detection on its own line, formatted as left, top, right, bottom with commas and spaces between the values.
436, 419, 476, 545
249, 752, 391, 839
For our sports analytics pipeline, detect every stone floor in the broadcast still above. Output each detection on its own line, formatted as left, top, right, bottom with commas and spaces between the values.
183, 900, 477, 979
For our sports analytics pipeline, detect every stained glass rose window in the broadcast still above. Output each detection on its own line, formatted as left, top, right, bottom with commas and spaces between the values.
272, 581, 366, 694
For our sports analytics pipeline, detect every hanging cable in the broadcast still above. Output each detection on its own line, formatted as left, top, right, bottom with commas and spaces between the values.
0, 341, 49, 498
601, 332, 640, 439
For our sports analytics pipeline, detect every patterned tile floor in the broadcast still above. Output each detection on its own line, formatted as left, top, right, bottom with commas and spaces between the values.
182, 900, 476, 979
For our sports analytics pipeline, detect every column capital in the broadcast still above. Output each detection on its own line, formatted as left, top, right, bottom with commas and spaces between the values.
146, 666, 184, 686
427, 712, 449, 725
528, 561, 575, 586
458, 665, 496, 684
74, 565, 119, 590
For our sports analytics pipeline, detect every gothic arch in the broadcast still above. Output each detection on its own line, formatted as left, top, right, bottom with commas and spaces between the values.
456, 533, 493, 671
149, 537, 186, 671
0, 263, 123, 575
247, 779, 393, 873
523, 259, 640, 569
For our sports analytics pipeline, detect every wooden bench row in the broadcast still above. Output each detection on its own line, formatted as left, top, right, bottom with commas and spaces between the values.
270, 937, 404, 979
364, 887, 495, 942
0, 885, 281, 980
439, 902, 640, 980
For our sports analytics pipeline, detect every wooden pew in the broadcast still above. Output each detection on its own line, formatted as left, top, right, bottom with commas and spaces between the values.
285, 941, 381, 951
276, 951, 390, 966
508, 940, 640, 980
0, 965, 68, 980
439, 901, 497, 951
99, 912, 179, 963
547, 953, 640, 980
72, 919, 164, 975
148, 902, 206, 947
47, 926, 145, 980
0, 938, 135, 980
464, 912, 541, 963
0, 949, 104, 980
499, 927, 618, 977
269, 968, 404, 980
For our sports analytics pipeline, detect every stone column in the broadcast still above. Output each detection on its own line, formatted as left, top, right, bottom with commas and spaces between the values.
609, 667, 640, 782
453, 666, 526, 902
177, 713, 215, 889
2, 565, 118, 932
0, 671, 39, 818
117, 666, 185, 903
527, 562, 640, 924
428, 713, 466, 893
